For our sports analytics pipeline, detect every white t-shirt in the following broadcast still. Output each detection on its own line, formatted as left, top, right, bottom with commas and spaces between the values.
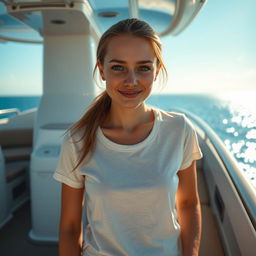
54, 108, 203, 256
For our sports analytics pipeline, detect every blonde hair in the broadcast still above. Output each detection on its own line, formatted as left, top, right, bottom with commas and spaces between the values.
68, 18, 168, 171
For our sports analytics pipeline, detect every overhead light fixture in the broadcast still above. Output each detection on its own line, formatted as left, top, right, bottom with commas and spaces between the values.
51, 19, 66, 25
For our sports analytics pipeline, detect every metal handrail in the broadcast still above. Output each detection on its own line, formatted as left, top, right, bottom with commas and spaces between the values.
0, 35, 43, 44
171, 107, 256, 229
0, 108, 20, 116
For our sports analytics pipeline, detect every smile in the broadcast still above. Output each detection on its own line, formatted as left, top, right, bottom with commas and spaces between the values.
118, 90, 142, 98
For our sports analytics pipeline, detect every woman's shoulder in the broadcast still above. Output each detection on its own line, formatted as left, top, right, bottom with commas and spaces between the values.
62, 128, 84, 149
154, 107, 187, 123
153, 107, 196, 131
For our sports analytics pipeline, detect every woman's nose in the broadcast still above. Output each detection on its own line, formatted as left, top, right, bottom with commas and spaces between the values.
124, 70, 138, 86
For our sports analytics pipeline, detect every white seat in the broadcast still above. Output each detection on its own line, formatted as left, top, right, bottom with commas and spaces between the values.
0, 111, 33, 229
0, 145, 30, 230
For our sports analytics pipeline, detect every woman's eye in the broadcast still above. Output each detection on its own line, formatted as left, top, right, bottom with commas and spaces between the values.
139, 66, 151, 71
111, 65, 124, 71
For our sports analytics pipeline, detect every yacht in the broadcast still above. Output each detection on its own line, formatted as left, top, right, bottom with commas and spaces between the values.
0, 1, 255, 255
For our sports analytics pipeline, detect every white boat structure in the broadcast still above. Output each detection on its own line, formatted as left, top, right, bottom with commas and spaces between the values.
0, 1, 255, 255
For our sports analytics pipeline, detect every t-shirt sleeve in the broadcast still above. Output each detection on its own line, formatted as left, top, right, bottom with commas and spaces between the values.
53, 132, 85, 188
179, 115, 203, 170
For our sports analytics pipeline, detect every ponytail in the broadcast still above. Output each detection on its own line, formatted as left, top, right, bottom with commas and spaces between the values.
66, 91, 111, 171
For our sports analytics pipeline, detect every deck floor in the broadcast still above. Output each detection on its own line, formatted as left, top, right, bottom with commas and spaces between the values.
0, 200, 58, 256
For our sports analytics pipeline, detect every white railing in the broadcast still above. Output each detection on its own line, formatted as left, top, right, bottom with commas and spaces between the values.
0, 108, 20, 117
172, 107, 256, 229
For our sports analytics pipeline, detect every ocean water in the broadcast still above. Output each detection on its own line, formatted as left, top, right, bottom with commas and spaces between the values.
147, 93, 256, 190
0, 93, 255, 189
0, 96, 40, 118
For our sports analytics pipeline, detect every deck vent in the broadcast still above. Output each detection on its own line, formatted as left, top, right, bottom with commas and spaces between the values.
98, 11, 119, 18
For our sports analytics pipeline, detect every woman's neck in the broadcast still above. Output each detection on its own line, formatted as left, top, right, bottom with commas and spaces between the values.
103, 103, 153, 132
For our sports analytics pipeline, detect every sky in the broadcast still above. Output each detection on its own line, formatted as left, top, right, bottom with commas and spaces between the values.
0, 0, 255, 96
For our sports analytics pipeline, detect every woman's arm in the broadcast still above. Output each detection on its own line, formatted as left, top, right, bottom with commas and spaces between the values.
176, 160, 202, 256
59, 183, 85, 256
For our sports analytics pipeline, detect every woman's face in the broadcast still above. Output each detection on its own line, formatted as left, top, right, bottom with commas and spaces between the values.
98, 35, 159, 110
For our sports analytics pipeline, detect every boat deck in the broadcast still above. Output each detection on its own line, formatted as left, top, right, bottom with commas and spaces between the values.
0, 200, 58, 256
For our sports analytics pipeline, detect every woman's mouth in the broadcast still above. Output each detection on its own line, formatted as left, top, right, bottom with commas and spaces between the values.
118, 90, 142, 98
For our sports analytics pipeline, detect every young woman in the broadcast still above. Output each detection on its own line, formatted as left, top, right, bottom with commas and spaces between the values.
54, 18, 203, 256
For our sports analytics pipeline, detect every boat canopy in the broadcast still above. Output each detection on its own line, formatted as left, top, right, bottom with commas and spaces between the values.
0, 0, 206, 43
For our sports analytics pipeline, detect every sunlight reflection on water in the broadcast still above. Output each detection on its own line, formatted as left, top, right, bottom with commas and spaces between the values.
221, 95, 256, 189
147, 92, 256, 190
